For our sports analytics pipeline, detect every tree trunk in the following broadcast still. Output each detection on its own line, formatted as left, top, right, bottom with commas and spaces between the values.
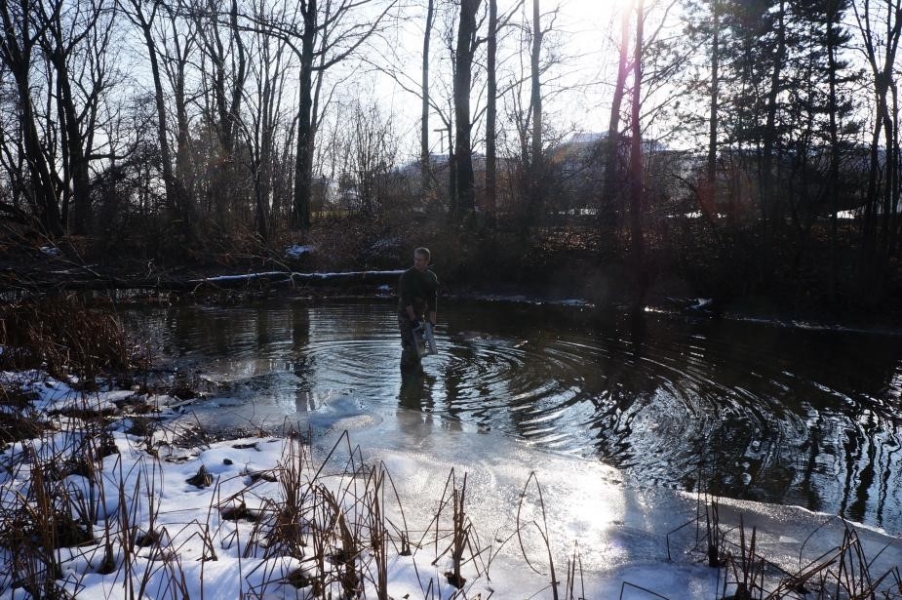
49, 47, 92, 236
421, 0, 435, 195
253, 32, 285, 247
854, 0, 902, 297
880, 81, 897, 260
826, 0, 841, 301
528, 0, 543, 225
889, 82, 902, 262
130, 3, 182, 222
292, 1, 317, 233
706, 0, 719, 193
601, 8, 631, 234
0, 0, 64, 237
160, 5, 194, 231
21, 77, 64, 236
485, 0, 497, 218
629, 0, 646, 306
452, 0, 481, 221
761, 0, 786, 230
228, 0, 247, 156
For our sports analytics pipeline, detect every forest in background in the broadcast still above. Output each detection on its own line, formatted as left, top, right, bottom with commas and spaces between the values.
1, 0, 901, 318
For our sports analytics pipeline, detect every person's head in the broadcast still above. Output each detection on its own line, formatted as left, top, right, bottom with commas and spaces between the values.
413, 247, 430, 271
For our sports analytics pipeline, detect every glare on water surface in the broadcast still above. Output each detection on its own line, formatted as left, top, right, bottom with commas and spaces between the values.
132, 299, 902, 537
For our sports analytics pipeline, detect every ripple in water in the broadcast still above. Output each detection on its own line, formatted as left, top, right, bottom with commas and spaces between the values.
129, 299, 902, 535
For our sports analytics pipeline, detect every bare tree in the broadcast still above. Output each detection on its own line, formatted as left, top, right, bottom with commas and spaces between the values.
190, 0, 249, 229
600, 7, 631, 235
37, 0, 119, 235
516, 0, 545, 227
0, 0, 123, 238
239, 0, 295, 246
329, 98, 399, 215
421, 0, 436, 195
529, 0, 542, 169
119, 0, 193, 230
0, 0, 64, 236
485, 0, 498, 216
452, 0, 482, 222
241, 0, 397, 234
853, 0, 902, 293
255, 0, 397, 234
705, 0, 720, 197
760, 0, 787, 231
483, 0, 524, 219
629, 0, 646, 305
491, 0, 563, 230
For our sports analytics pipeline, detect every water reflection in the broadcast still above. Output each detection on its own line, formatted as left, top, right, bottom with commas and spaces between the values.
290, 307, 315, 413
128, 299, 902, 535
398, 365, 435, 412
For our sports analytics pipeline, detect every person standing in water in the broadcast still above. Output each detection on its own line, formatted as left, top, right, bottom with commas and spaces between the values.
398, 247, 438, 372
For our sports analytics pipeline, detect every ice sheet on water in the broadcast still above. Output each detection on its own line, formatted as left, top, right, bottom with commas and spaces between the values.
318, 401, 902, 596
168, 388, 382, 435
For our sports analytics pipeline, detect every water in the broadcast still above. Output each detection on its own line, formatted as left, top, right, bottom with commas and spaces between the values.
126, 298, 902, 535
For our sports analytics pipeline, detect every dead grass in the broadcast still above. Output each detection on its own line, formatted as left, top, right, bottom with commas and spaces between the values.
0, 387, 46, 449
662, 482, 902, 600
0, 294, 132, 384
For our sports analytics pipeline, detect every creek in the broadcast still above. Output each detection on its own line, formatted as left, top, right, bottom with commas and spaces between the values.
125, 297, 902, 536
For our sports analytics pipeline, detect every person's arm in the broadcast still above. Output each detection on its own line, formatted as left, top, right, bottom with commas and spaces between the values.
427, 272, 438, 323
399, 271, 418, 322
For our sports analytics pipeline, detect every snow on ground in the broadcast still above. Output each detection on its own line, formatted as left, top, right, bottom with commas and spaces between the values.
2, 372, 901, 599
285, 245, 314, 259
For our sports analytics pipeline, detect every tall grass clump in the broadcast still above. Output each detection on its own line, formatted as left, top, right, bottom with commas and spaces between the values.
677, 491, 902, 599
0, 415, 116, 598
0, 293, 132, 385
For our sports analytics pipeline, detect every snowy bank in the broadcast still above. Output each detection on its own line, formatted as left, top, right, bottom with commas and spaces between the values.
1, 372, 901, 599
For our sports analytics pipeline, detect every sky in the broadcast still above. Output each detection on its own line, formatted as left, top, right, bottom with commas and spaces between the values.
3, 367, 902, 599
367, 0, 633, 161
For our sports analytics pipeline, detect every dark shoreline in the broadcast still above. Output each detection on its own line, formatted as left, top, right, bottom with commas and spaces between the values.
3, 255, 902, 335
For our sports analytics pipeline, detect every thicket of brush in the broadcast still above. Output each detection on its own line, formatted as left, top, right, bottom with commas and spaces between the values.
10, 205, 898, 317
2, 298, 902, 599
0, 294, 134, 385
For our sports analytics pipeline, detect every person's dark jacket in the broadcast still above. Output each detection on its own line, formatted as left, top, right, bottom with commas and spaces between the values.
398, 267, 438, 318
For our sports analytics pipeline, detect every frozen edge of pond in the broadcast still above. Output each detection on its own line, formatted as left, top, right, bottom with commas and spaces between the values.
3, 371, 902, 599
